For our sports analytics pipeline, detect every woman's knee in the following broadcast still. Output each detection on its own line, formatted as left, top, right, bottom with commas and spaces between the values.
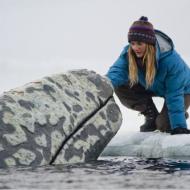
114, 85, 134, 108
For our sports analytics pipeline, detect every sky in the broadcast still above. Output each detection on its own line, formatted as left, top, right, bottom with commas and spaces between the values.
0, 0, 190, 134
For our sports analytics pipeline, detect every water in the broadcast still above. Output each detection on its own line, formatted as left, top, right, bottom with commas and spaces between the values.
1, 156, 190, 189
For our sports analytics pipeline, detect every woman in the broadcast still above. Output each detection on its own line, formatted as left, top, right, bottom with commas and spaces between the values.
106, 16, 190, 135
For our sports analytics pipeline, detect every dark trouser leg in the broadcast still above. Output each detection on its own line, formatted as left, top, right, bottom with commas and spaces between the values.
114, 83, 155, 112
114, 83, 158, 132
156, 94, 190, 132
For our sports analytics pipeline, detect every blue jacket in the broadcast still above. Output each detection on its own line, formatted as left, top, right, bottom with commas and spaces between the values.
107, 30, 190, 129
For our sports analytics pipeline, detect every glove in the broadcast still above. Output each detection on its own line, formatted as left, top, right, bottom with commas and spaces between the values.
170, 127, 190, 135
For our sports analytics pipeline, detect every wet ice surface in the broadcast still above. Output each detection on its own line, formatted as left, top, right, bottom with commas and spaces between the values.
1, 157, 190, 189
103, 131, 190, 158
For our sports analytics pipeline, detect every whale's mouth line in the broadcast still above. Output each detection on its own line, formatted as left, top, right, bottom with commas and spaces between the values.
49, 95, 113, 165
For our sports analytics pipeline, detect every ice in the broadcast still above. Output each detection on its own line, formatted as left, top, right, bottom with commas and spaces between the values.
102, 131, 190, 158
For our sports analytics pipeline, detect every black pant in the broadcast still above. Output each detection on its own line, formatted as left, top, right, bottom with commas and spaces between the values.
114, 83, 190, 131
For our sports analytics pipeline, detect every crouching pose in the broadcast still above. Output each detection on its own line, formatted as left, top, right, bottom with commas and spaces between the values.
107, 16, 190, 135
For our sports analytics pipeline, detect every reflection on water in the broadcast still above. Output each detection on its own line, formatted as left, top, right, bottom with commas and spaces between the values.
140, 157, 190, 173
0, 156, 190, 189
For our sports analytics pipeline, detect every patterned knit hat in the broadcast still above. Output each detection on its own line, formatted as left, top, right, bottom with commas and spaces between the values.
128, 16, 156, 45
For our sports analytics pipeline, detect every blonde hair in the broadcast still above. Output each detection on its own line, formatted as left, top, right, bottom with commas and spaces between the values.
128, 44, 156, 89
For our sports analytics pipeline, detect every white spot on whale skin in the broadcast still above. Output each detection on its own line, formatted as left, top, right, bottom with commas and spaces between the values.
2, 112, 15, 124
13, 148, 36, 165
5, 157, 16, 166
3, 126, 27, 146
51, 130, 65, 155
35, 134, 47, 147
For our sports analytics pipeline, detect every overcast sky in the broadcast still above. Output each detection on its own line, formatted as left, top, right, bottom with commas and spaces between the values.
1, 0, 190, 64
0, 0, 190, 132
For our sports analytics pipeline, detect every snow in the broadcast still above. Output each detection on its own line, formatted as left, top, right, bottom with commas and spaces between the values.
102, 131, 190, 158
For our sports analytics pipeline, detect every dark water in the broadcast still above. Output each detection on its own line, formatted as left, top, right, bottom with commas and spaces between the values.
1, 156, 190, 189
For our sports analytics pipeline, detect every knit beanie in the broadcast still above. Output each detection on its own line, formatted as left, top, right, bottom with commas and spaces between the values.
128, 16, 156, 45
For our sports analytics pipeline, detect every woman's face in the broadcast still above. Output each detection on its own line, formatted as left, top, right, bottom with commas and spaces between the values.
130, 41, 147, 58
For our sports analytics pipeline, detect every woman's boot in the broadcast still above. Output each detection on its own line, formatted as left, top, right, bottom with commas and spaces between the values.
140, 99, 159, 132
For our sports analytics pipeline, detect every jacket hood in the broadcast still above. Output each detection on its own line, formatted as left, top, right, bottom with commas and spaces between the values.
155, 29, 174, 60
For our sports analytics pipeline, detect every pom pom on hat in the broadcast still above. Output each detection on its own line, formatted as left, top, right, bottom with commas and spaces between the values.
128, 16, 156, 45
139, 16, 148, 22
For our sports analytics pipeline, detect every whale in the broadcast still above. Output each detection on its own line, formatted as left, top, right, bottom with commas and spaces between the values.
0, 69, 122, 168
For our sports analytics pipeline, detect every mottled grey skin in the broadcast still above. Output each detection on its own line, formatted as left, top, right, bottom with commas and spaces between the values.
54, 98, 122, 164
0, 69, 122, 168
